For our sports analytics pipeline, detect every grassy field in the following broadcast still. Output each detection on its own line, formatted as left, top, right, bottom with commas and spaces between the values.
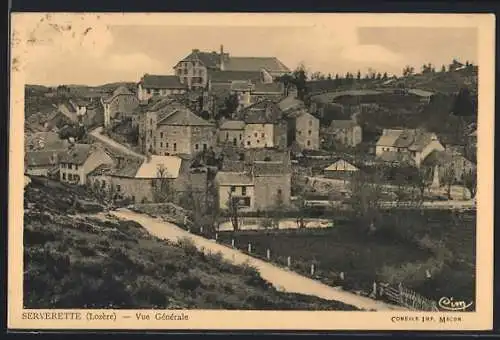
218, 209, 476, 305
23, 178, 358, 310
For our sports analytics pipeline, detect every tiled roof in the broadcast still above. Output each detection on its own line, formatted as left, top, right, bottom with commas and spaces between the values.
87, 163, 114, 176
329, 120, 360, 130
140, 74, 187, 90
245, 148, 290, 163
378, 151, 416, 166
278, 96, 304, 112
221, 160, 247, 172
324, 159, 359, 172
422, 150, 475, 167
376, 129, 404, 147
178, 50, 224, 68
215, 171, 254, 186
224, 57, 290, 73
230, 80, 254, 92
219, 120, 245, 130
157, 109, 214, 127
102, 85, 135, 103
135, 155, 183, 179
208, 70, 262, 83
112, 157, 144, 177
252, 161, 288, 175
393, 130, 437, 151
252, 81, 284, 94
25, 150, 64, 167
242, 100, 283, 124
59, 144, 92, 165
25, 132, 69, 151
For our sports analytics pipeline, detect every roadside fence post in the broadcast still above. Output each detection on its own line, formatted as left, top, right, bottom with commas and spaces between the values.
287, 256, 291, 268
248, 243, 252, 253
231, 239, 235, 248
310, 263, 315, 276
215, 233, 218, 241
266, 249, 271, 260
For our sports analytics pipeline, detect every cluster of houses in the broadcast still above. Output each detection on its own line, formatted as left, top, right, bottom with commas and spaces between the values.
25, 45, 478, 211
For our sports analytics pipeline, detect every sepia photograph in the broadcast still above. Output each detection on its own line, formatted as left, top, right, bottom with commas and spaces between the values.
8, 13, 494, 330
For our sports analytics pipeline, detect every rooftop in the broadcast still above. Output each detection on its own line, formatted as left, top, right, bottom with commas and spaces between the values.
25, 150, 65, 167
157, 109, 214, 127
112, 155, 183, 179
219, 120, 246, 130
215, 171, 254, 186
241, 100, 283, 124
209, 70, 262, 83
224, 57, 290, 73
329, 120, 360, 130
59, 143, 93, 165
140, 74, 187, 90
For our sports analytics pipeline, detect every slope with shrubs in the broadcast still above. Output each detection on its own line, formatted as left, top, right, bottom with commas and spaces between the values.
23, 178, 358, 310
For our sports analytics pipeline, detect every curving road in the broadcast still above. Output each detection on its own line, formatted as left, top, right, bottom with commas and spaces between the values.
111, 209, 406, 311
89, 126, 145, 159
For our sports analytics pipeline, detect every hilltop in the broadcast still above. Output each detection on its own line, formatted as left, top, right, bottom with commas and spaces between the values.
23, 177, 358, 310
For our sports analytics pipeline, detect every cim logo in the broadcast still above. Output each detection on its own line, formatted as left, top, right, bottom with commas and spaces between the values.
438, 297, 474, 311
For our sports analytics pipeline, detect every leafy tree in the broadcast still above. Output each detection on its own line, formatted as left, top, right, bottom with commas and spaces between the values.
382, 72, 388, 80
327, 73, 332, 80
226, 190, 240, 231
452, 87, 475, 117
223, 93, 239, 117
442, 166, 456, 199
292, 63, 308, 100
463, 169, 477, 198
376, 73, 382, 80
347, 170, 384, 231
414, 166, 433, 202
402, 65, 415, 77
441, 64, 447, 73
356, 70, 361, 80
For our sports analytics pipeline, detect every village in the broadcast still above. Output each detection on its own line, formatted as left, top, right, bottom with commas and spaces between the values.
24, 45, 478, 311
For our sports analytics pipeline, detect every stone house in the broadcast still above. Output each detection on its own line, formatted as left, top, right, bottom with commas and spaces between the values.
137, 74, 188, 101
59, 143, 114, 185
215, 150, 292, 212
138, 102, 216, 156
174, 45, 290, 90
217, 119, 245, 147
290, 110, 320, 150
375, 128, 445, 168
101, 85, 140, 128
324, 120, 363, 147
87, 154, 208, 204
239, 100, 287, 149
25, 150, 64, 177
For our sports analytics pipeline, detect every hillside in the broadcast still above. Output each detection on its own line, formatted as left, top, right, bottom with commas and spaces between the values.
23, 178, 358, 310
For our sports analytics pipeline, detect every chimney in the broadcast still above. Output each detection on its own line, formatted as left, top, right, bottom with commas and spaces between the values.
220, 45, 225, 71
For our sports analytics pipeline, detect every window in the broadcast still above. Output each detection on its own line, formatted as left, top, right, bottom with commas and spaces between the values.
242, 186, 247, 196
277, 189, 282, 196
233, 138, 237, 146
308, 130, 312, 136
160, 142, 163, 147
230, 186, 236, 192
195, 144, 199, 150
166, 143, 169, 148
309, 120, 312, 126
116, 185, 121, 192
261, 133, 265, 138
247, 141, 251, 146
173, 143, 177, 151
257, 140, 260, 144
62, 173, 66, 180
74, 175, 80, 183
298, 130, 302, 135
160, 132, 163, 138
101, 180, 106, 188
203, 144, 207, 151
239, 134, 242, 140
68, 174, 73, 181
254, 132, 258, 137
307, 140, 311, 146
164, 152, 168, 156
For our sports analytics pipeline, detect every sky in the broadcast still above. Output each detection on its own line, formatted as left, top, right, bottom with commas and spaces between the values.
13, 14, 478, 86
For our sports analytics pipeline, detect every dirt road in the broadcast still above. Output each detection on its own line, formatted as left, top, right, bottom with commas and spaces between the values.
111, 209, 406, 311
89, 127, 145, 159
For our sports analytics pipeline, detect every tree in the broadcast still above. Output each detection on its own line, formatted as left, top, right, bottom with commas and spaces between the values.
293, 63, 308, 100
327, 73, 332, 80
382, 72, 388, 80
376, 73, 382, 80
226, 190, 240, 231
152, 164, 174, 203
463, 169, 477, 198
414, 166, 433, 202
452, 87, 475, 117
441, 64, 446, 73
276, 73, 294, 97
223, 93, 239, 117
356, 70, 361, 80
442, 166, 456, 199
402, 65, 415, 77
347, 170, 384, 231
